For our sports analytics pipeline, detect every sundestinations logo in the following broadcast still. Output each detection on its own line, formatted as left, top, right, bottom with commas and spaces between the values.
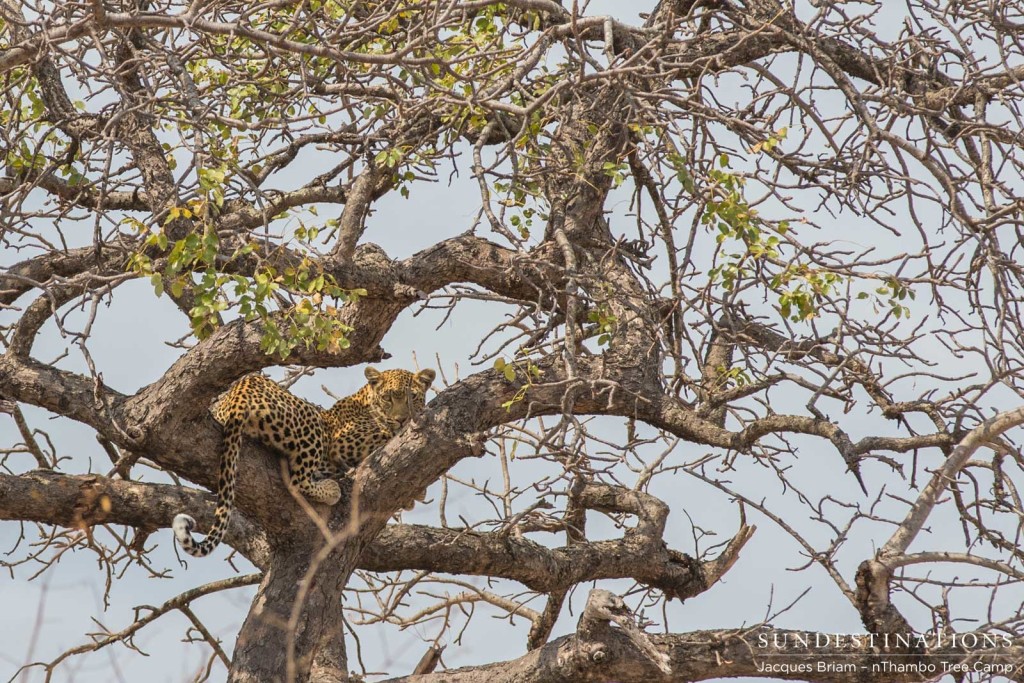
754, 631, 1021, 677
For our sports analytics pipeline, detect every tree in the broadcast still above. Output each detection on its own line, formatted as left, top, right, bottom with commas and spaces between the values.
3, 0, 1024, 681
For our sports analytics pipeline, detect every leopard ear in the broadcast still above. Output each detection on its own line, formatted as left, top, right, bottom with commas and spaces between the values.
415, 369, 436, 389
364, 366, 383, 387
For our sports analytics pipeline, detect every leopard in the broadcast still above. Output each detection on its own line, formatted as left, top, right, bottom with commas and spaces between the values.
173, 366, 436, 558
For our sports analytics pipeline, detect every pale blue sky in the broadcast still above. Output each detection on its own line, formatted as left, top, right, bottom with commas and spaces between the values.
3, 1, 1021, 682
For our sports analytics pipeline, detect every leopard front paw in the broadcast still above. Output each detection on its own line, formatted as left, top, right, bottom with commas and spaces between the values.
316, 479, 342, 506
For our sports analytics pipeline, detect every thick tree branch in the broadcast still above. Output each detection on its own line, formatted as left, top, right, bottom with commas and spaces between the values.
0, 470, 271, 567
0, 175, 146, 211
0, 356, 129, 443
0, 468, 751, 605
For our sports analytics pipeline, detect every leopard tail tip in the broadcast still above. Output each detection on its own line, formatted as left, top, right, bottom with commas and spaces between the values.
173, 513, 197, 545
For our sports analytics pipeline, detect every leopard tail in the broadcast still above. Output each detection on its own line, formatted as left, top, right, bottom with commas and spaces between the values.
173, 417, 242, 558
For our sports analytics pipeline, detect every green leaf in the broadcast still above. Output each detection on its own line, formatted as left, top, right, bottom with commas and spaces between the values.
150, 274, 164, 297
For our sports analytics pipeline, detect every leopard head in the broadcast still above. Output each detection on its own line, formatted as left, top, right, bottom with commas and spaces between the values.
363, 366, 436, 425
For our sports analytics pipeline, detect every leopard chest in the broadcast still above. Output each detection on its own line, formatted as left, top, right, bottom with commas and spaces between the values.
327, 409, 398, 469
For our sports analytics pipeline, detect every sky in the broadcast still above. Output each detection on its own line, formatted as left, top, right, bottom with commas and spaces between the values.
2, 1, 1022, 682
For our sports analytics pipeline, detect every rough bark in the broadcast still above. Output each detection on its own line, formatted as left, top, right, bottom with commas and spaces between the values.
4, 0, 1024, 680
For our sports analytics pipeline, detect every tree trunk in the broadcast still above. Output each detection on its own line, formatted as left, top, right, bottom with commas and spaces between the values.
230, 544, 355, 682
